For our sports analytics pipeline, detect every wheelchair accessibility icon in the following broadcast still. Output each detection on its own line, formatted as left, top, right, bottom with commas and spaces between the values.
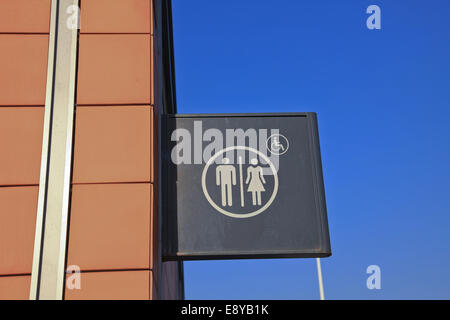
266, 134, 289, 155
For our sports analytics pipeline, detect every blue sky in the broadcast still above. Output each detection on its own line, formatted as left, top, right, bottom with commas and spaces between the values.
171, 0, 450, 299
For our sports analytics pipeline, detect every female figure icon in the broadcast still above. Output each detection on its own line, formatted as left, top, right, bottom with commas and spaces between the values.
245, 158, 266, 206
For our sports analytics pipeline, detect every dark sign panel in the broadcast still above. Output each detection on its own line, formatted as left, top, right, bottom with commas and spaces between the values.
162, 113, 331, 260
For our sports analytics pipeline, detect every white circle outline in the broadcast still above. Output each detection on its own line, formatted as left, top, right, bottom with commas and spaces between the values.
201, 146, 279, 219
266, 134, 289, 156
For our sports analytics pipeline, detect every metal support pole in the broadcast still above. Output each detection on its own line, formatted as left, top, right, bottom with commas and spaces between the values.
316, 258, 325, 300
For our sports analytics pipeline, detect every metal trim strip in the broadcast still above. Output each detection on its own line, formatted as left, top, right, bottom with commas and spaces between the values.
30, 0, 79, 300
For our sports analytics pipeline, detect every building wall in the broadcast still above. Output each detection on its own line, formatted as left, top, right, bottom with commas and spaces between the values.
64, 0, 156, 300
0, 0, 182, 300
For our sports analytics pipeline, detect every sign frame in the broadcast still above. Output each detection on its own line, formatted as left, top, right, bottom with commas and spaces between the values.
161, 112, 331, 261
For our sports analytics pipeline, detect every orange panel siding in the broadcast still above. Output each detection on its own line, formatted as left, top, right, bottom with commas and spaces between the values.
0, 35, 49, 106
0, 276, 30, 300
0, 2, 50, 300
64, 1, 170, 300
0, 187, 38, 275
0, 107, 44, 185
67, 184, 152, 271
72, 106, 153, 183
65, 271, 152, 300
77, 35, 152, 105
81, 0, 152, 34
0, 0, 51, 33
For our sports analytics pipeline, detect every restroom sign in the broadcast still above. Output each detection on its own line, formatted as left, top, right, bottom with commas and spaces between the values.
202, 145, 279, 219
163, 113, 331, 260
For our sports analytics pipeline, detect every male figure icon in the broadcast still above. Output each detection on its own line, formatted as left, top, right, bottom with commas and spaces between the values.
216, 158, 236, 207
